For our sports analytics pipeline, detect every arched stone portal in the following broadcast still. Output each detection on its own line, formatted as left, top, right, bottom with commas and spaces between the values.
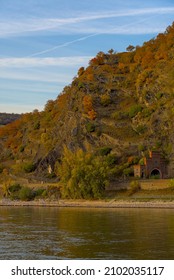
133, 151, 168, 179
150, 168, 162, 178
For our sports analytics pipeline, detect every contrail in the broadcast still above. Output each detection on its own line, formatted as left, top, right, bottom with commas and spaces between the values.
27, 13, 164, 58
28, 33, 99, 57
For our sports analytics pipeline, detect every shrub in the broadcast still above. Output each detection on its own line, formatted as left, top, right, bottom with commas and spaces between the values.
18, 186, 34, 201
34, 121, 40, 130
169, 179, 174, 188
100, 94, 111, 106
123, 167, 134, 177
2, 183, 50, 201
141, 108, 152, 118
95, 126, 102, 137
34, 188, 45, 198
23, 162, 36, 173
98, 146, 112, 156
9, 183, 22, 193
78, 82, 84, 89
128, 180, 141, 196
139, 158, 145, 165
128, 104, 142, 118
5, 183, 22, 200
138, 144, 145, 152
19, 145, 25, 153
105, 154, 117, 166
46, 186, 61, 199
86, 122, 95, 133
156, 92, 163, 100
41, 190, 48, 198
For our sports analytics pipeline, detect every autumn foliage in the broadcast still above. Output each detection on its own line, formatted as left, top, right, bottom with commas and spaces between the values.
0, 22, 174, 181
82, 95, 97, 120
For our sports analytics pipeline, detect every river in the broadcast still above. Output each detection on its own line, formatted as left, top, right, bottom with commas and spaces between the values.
0, 206, 174, 259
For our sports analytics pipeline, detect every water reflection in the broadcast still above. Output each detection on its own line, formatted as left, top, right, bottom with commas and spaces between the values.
0, 207, 174, 259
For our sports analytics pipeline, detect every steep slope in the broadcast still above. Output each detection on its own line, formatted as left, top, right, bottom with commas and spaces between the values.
1, 22, 174, 179
0, 113, 21, 126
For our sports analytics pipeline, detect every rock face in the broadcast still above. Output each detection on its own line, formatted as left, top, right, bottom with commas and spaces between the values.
1, 23, 174, 178
36, 148, 61, 172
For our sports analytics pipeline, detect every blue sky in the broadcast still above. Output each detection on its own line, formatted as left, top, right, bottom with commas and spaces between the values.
0, 0, 174, 113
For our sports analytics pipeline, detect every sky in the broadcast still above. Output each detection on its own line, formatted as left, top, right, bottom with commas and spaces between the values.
0, 0, 174, 113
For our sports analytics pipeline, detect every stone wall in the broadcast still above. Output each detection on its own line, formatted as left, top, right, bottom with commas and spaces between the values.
107, 180, 129, 190
107, 179, 172, 191
139, 179, 171, 190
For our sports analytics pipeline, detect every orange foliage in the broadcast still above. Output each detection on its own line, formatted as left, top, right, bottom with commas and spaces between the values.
89, 56, 104, 66
88, 109, 97, 120
83, 95, 93, 113
127, 156, 134, 164
83, 95, 97, 120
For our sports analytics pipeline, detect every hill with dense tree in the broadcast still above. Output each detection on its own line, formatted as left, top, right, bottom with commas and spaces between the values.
0, 113, 21, 126
1, 22, 174, 194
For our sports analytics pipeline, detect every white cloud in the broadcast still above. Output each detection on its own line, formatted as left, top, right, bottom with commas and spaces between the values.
0, 7, 174, 37
0, 82, 58, 94
0, 56, 91, 68
0, 56, 91, 91
0, 103, 44, 114
0, 70, 70, 83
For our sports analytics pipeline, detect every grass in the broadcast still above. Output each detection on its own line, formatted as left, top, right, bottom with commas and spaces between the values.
105, 187, 174, 202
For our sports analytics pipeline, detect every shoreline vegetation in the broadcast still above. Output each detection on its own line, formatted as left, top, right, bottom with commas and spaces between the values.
1, 179, 174, 209
0, 198, 174, 209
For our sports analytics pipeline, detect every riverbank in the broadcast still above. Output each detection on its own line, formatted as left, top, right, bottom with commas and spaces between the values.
0, 198, 174, 208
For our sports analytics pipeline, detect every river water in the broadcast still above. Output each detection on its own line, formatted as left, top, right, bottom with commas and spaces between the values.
0, 206, 174, 259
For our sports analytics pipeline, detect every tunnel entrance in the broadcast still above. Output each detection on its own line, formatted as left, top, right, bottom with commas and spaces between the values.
150, 169, 161, 178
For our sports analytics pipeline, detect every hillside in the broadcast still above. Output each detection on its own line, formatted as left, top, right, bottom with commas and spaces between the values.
1, 22, 174, 185
0, 113, 21, 126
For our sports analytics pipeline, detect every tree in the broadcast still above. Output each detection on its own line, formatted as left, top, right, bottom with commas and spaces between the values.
55, 146, 109, 199
83, 95, 97, 120
78, 67, 85, 77
108, 49, 114, 55
126, 45, 135, 52
44, 99, 55, 112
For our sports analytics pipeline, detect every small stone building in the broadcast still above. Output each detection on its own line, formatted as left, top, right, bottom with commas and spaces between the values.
134, 151, 168, 179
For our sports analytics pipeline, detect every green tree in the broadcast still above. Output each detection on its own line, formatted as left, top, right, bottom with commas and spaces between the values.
56, 146, 109, 199
19, 186, 34, 201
